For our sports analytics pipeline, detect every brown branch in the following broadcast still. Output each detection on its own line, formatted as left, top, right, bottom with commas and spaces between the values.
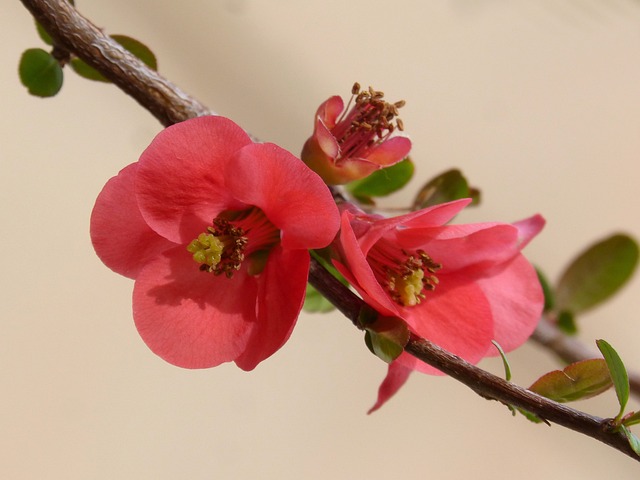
18, 0, 640, 462
20, 0, 212, 126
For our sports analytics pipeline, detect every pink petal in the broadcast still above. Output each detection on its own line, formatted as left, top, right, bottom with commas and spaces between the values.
365, 136, 412, 166
314, 117, 340, 159
333, 212, 402, 316
513, 214, 545, 248
315, 95, 344, 129
478, 255, 543, 353
90, 163, 174, 279
133, 246, 258, 368
355, 199, 471, 254
227, 142, 340, 250
136, 116, 251, 244
235, 247, 309, 370
368, 362, 413, 414
397, 223, 521, 274
398, 279, 494, 374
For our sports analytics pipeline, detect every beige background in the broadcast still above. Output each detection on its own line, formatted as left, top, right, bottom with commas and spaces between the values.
3, 1, 640, 478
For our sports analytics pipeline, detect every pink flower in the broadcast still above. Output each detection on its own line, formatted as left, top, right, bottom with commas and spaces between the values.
301, 83, 411, 185
332, 200, 545, 412
90, 116, 340, 370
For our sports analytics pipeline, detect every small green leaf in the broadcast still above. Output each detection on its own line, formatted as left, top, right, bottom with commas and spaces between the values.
70, 34, 158, 82
620, 426, 640, 456
412, 168, 474, 210
112, 35, 157, 70
18, 48, 63, 97
622, 411, 640, 427
364, 315, 409, 363
35, 21, 53, 46
597, 339, 629, 420
346, 157, 414, 202
491, 340, 512, 382
555, 234, 639, 314
516, 408, 546, 424
303, 284, 335, 313
556, 310, 578, 335
529, 358, 613, 403
535, 267, 554, 312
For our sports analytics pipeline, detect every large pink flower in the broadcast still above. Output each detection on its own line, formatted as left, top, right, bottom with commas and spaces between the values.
300, 83, 411, 185
90, 116, 340, 370
332, 200, 545, 411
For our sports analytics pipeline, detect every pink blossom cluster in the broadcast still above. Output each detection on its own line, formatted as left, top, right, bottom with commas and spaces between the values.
91, 97, 543, 410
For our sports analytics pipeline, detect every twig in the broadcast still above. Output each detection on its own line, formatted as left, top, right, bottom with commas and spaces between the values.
18, 0, 640, 462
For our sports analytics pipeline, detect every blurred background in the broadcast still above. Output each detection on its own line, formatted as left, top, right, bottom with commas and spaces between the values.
2, 1, 640, 478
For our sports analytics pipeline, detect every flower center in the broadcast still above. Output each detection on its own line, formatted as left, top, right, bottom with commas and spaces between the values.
331, 82, 405, 161
186, 208, 280, 277
367, 237, 442, 307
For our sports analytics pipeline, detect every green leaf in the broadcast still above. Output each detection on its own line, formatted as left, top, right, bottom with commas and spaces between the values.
412, 168, 478, 210
364, 315, 409, 364
597, 339, 629, 420
516, 408, 546, 424
528, 359, 613, 403
346, 157, 414, 202
622, 411, 640, 427
303, 283, 335, 313
18, 48, 63, 97
491, 340, 512, 382
555, 234, 639, 314
556, 310, 577, 335
620, 426, 640, 456
35, 21, 53, 46
70, 34, 158, 82
535, 267, 554, 312
112, 35, 157, 70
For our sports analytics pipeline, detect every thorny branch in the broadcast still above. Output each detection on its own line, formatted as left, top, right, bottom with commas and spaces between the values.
19, 0, 640, 462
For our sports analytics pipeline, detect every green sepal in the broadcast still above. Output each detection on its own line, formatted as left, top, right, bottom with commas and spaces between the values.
363, 315, 410, 364
303, 283, 335, 313
70, 34, 158, 82
412, 168, 479, 210
555, 234, 639, 314
596, 339, 629, 421
346, 157, 414, 203
528, 358, 613, 403
18, 48, 63, 97
556, 310, 577, 335
535, 267, 554, 312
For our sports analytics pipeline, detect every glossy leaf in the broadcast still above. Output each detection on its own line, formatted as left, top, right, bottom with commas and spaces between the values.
303, 283, 335, 313
555, 234, 639, 314
529, 359, 613, 403
597, 339, 629, 420
18, 48, 63, 97
70, 34, 158, 83
535, 267, 554, 312
364, 316, 409, 364
412, 168, 474, 210
346, 157, 414, 202
620, 426, 640, 456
